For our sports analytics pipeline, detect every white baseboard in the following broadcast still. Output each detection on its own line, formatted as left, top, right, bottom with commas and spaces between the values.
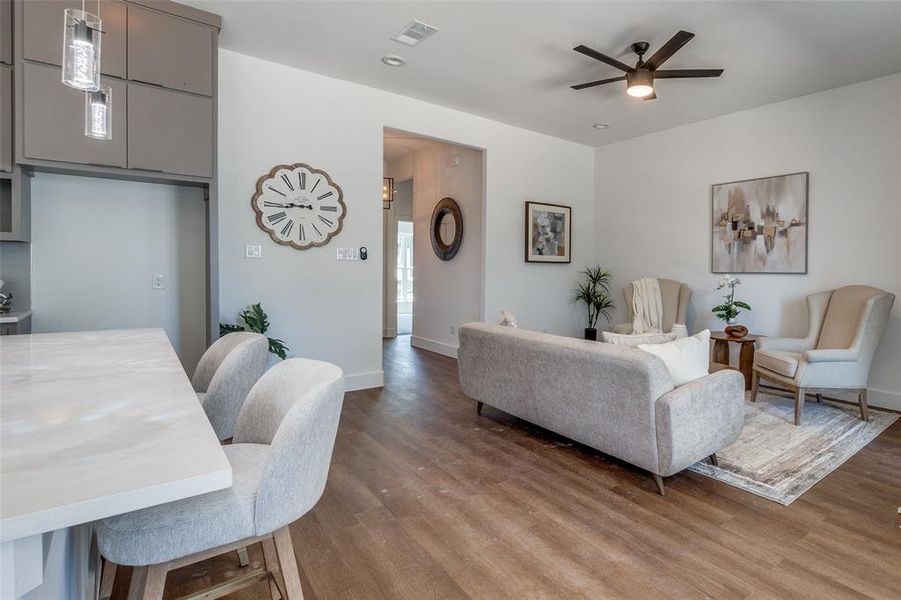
868, 387, 901, 412
411, 335, 458, 359
344, 370, 384, 392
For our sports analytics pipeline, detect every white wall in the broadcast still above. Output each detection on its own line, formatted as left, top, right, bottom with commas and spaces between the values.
218, 49, 595, 388
30, 173, 208, 373
594, 74, 901, 409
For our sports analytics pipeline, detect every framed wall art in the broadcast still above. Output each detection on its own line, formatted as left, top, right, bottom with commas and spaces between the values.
524, 201, 571, 263
711, 172, 808, 274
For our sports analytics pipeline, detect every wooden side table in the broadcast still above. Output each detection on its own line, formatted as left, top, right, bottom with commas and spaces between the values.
710, 331, 760, 390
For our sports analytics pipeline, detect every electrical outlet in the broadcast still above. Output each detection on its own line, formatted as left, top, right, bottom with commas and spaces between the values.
245, 244, 262, 259
152, 274, 166, 290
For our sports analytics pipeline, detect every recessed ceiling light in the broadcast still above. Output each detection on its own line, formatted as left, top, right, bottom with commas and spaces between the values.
592, 123, 610, 130
381, 55, 407, 67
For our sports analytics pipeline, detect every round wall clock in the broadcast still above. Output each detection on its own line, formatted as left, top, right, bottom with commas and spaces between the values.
251, 163, 347, 250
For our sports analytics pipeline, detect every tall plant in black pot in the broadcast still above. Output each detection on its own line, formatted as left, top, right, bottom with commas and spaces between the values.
572, 266, 614, 340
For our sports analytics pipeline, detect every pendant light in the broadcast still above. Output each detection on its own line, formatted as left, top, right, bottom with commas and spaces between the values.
62, 1, 102, 91
85, 86, 112, 140
383, 177, 395, 210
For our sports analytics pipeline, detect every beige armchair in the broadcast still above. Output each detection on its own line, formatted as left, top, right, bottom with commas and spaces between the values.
614, 278, 691, 335
751, 285, 895, 425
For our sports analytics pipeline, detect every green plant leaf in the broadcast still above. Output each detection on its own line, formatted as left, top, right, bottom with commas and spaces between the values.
733, 300, 752, 311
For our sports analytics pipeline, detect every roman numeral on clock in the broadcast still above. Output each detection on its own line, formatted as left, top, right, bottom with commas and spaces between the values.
280, 219, 294, 237
310, 178, 321, 193
318, 215, 334, 227
299, 223, 305, 242
320, 205, 338, 212
267, 211, 287, 225
299, 172, 306, 190
317, 191, 333, 201
280, 173, 295, 191
263, 201, 285, 208
266, 185, 287, 197
312, 223, 323, 238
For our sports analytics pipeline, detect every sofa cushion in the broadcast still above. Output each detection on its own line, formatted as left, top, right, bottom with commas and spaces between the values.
602, 331, 677, 347
754, 349, 800, 377
638, 330, 710, 387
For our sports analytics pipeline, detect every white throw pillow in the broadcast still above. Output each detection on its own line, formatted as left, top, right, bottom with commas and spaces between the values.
638, 329, 710, 387
601, 331, 677, 347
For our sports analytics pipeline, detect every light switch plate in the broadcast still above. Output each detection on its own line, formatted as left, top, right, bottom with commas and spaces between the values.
152, 274, 166, 290
336, 247, 359, 261
245, 244, 262, 259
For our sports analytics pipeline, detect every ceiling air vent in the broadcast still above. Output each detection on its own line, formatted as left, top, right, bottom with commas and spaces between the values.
391, 20, 439, 47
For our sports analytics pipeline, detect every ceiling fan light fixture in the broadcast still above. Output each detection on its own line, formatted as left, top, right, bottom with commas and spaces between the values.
626, 69, 654, 98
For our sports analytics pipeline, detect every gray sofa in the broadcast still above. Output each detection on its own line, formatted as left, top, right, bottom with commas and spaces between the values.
457, 323, 745, 494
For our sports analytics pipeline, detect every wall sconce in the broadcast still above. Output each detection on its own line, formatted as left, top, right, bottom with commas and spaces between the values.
383, 177, 395, 210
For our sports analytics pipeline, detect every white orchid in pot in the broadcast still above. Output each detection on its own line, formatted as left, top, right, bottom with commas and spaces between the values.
712, 275, 751, 337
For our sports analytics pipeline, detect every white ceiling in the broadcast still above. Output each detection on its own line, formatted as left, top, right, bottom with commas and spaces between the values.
184, 1, 901, 146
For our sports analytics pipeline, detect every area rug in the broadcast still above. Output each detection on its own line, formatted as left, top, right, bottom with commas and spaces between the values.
688, 391, 898, 505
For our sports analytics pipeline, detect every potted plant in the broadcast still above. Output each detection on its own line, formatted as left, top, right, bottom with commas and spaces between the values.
572, 266, 615, 341
220, 303, 290, 359
712, 275, 752, 337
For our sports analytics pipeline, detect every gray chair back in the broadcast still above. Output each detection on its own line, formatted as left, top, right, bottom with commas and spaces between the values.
233, 358, 345, 536
622, 278, 691, 333
193, 332, 269, 440
817, 286, 895, 370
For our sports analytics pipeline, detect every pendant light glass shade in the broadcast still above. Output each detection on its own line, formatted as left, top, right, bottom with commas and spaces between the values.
85, 87, 112, 140
62, 9, 102, 92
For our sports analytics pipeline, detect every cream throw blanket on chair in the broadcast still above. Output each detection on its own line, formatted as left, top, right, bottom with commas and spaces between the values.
631, 277, 663, 334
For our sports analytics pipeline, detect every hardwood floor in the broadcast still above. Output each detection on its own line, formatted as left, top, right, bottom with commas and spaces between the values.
114, 336, 901, 599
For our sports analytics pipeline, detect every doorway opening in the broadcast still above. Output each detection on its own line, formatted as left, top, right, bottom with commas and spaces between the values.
382, 128, 485, 362
396, 219, 414, 335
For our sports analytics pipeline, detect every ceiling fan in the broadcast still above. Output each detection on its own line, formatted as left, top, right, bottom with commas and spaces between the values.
571, 30, 723, 100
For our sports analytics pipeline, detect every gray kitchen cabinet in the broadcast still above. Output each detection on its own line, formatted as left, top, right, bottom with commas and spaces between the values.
22, 62, 127, 168
127, 82, 212, 177
127, 4, 213, 96
0, 167, 31, 242
1, 0, 11, 65
1, 65, 11, 172
22, 0, 127, 79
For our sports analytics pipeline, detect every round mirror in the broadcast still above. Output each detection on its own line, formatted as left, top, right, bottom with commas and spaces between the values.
438, 211, 457, 245
430, 197, 463, 261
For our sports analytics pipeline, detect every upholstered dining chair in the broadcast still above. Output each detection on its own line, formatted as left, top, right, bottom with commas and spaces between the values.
751, 285, 895, 425
192, 332, 269, 440
98, 358, 345, 600
613, 278, 692, 336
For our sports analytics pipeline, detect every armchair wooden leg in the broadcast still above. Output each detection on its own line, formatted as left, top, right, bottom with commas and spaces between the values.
273, 526, 305, 599
750, 371, 760, 402
708, 454, 718, 467
476, 401, 483, 415
858, 388, 869, 422
794, 387, 806, 426
651, 474, 665, 496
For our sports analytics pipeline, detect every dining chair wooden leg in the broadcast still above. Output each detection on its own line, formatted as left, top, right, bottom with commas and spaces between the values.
127, 566, 148, 600
794, 387, 805, 426
262, 537, 285, 600
858, 388, 869, 422
140, 564, 167, 600
750, 372, 759, 402
476, 401, 483, 415
273, 526, 305, 600
815, 393, 823, 403
708, 453, 718, 467
99, 560, 117, 600
237, 546, 250, 567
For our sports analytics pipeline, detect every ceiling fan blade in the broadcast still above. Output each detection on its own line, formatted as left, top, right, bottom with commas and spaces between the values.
642, 90, 657, 101
643, 30, 695, 71
571, 75, 627, 90
653, 68, 724, 79
573, 45, 633, 72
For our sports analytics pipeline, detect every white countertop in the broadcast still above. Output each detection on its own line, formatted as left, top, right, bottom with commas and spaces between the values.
0, 328, 232, 542
0, 310, 31, 324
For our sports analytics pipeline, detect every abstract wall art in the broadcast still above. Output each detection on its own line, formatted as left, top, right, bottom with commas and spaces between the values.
525, 201, 571, 263
711, 172, 808, 274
